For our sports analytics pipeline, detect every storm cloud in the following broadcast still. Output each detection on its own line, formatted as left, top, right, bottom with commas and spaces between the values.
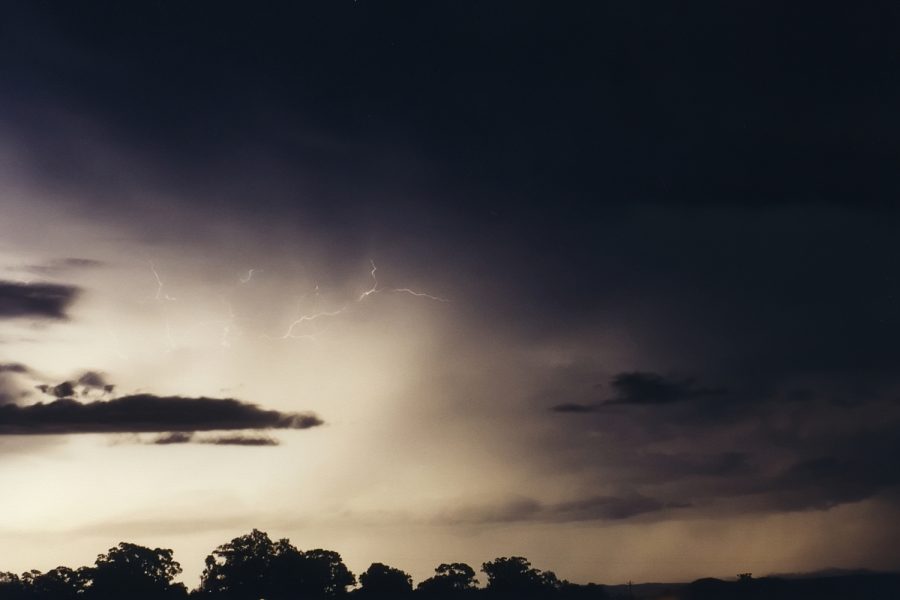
0, 281, 79, 320
540, 361, 900, 518
151, 432, 281, 446
444, 494, 683, 525
549, 402, 597, 414
0, 394, 323, 435
605, 372, 725, 406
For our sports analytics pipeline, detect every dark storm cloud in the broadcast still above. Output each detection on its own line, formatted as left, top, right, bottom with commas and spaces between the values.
445, 494, 682, 525
151, 432, 280, 446
755, 429, 900, 511
0, 363, 30, 374
624, 451, 758, 483
0, 281, 79, 320
50, 381, 75, 399
207, 435, 280, 446
546, 494, 689, 521
33, 372, 116, 399
549, 403, 597, 413
2, 2, 899, 351
5, 3, 899, 213
0, 394, 322, 435
548, 371, 724, 412
540, 359, 900, 516
152, 431, 193, 445
605, 372, 725, 406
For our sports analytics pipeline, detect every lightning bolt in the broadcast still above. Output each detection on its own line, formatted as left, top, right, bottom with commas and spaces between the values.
358, 261, 449, 303
271, 261, 450, 341
358, 260, 380, 301
149, 261, 176, 301
239, 269, 257, 284
392, 288, 451, 302
139, 258, 448, 350
277, 307, 348, 339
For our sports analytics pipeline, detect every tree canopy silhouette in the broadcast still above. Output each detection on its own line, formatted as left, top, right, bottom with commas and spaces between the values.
198, 529, 277, 599
416, 563, 478, 597
197, 529, 355, 600
89, 542, 186, 600
22, 567, 88, 600
0, 543, 185, 600
359, 562, 414, 597
481, 557, 561, 596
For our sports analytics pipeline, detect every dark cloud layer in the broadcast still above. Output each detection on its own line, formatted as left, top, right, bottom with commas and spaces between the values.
151, 432, 280, 446
446, 494, 685, 525
5, 3, 900, 214
549, 371, 725, 412
152, 431, 193, 445
549, 403, 597, 414
0, 394, 322, 435
0, 281, 79, 320
542, 366, 900, 519
207, 435, 280, 446
605, 372, 725, 406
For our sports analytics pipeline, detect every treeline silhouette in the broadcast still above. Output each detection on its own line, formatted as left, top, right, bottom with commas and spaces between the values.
1, 529, 898, 600
0, 529, 603, 600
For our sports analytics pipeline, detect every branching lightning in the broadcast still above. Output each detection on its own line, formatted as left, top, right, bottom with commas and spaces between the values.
392, 288, 451, 302
140, 258, 448, 350
275, 307, 348, 340
270, 260, 450, 341
358, 260, 380, 301
149, 261, 176, 301
357, 261, 450, 303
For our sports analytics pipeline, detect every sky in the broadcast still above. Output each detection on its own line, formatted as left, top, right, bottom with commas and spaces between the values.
1, 0, 900, 587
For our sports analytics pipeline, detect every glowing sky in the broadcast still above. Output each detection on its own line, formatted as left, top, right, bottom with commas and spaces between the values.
1, 1, 900, 587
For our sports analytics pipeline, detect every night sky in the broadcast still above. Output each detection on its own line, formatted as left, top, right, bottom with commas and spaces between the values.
2, 1, 900, 586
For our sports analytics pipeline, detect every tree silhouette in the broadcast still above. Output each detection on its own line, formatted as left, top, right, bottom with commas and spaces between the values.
481, 557, 560, 596
21, 566, 88, 600
0, 572, 25, 600
416, 563, 478, 596
88, 542, 186, 600
290, 548, 356, 598
197, 530, 354, 600
358, 562, 413, 597
197, 529, 278, 599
